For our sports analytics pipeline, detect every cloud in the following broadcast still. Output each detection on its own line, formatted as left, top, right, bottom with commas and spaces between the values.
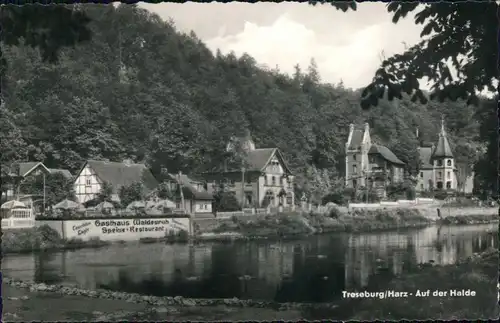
205, 15, 409, 89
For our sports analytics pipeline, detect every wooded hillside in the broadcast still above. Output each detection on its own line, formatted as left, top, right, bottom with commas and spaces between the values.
1, 4, 493, 201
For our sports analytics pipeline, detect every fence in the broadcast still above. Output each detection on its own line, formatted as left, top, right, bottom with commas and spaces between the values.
215, 206, 296, 218
1, 208, 35, 229
348, 198, 439, 209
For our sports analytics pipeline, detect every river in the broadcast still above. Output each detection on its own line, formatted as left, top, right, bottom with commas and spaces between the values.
2, 224, 497, 304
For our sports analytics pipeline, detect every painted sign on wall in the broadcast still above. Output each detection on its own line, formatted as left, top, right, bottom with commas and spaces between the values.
63, 217, 190, 241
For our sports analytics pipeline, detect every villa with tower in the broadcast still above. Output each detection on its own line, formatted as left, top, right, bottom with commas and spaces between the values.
416, 118, 463, 193
345, 118, 472, 198
345, 123, 405, 198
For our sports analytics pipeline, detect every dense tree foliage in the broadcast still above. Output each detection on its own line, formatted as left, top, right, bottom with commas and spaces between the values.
1, 4, 493, 204
20, 173, 76, 208
119, 182, 145, 208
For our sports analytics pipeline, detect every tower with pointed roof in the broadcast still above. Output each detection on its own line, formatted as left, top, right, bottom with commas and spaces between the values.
430, 117, 456, 190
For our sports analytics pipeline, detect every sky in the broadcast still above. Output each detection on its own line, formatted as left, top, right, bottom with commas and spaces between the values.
138, 1, 423, 90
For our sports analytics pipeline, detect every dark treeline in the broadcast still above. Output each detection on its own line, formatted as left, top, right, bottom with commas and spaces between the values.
0, 4, 495, 201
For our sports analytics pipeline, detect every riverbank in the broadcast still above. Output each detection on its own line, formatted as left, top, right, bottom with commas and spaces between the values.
2, 207, 496, 254
1, 283, 303, 321
195, 207, 498, 242
2, 276, 337, 321
302, 247, 499, 320
1, 225, 188, 255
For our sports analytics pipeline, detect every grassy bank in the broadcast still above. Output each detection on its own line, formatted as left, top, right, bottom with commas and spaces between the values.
1, 225, 189, 254
436, 212, 499, 225
2, 284, 302, 321
200, 208, 431, 239
1, 225, 110, 254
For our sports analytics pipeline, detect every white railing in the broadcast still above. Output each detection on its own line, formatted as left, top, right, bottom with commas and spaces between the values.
1, 209, 35, 229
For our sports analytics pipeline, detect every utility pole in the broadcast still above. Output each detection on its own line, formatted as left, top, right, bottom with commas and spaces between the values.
241, 166, 245, 210
178, 171, 185, 213
43, 173, 46, 212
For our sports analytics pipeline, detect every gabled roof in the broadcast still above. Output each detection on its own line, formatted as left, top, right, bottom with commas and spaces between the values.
217, 147, 293, 175
348, 129, 364, 149
167, 173, 213, 200
19, 162, 50, 177
79, 160, 158, 194
418, 147, 434, 169
432, 135, 454, 159
368, 144, 405, 165
243, 148, 292, 174
48, 169, 73, 179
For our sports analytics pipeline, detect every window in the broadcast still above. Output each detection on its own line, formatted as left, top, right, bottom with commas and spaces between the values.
447, 171, 451, 179
246, 193, 253, 205
447, 160, 452, 166
352, 179, 358, 188
176, 202, 181, 209
353, 165, 357, 173
204, 204, 208, 210
264, 176, 268, 186
86, 178, 91, 185
446, 181, 451, 189
437, 171, 442, 179
420, 172, 423, 178
436, 181, 443, 189
271, 176, 276, 186
437, 160, 443, 166
353, 154, 357, 161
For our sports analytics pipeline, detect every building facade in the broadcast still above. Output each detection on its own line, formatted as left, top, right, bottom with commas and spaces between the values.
202, 131, 295, 208
416, 118, 471, 193
345, 123, 405, 198
73, 160, 158, 204
164, 173, 214, 215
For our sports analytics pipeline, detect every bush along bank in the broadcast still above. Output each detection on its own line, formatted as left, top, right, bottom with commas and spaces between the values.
198, 208, 432, 240
2, 277, 338, 312
436, 212, 499, 225
1, 225, 110, 254
1, 225, 191, 254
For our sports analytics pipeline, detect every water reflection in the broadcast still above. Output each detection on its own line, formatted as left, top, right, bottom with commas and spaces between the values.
3, 224, 497, 303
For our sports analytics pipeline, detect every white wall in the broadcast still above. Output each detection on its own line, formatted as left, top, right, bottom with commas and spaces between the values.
195, 200, 212, 213
38, 217, 190, 241
74, 164, 102, 204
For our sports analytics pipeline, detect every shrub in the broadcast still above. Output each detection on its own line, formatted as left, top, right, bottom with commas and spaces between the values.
434, 190, 449, 200
328, 206, 343, 219
214, 192, 241, 212
2, 225, 63, 253
164, 229, 189, 243
405, 187, 416, 200
322, 191, 346, 205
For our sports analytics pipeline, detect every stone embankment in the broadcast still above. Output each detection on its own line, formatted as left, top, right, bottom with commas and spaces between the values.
2, 277, 337, 312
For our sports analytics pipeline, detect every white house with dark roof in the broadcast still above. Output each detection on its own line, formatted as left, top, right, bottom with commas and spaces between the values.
73, 160, 158, 204
202, 130, 295, 208
416, 118, 473, 193
165, 173, 214, 214
345, 123, 405, 197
